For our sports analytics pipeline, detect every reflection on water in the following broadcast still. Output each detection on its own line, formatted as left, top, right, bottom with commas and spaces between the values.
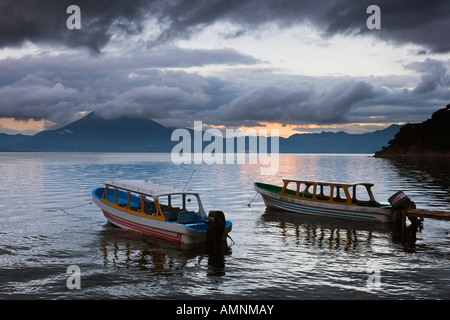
259, 209, 427, 254
1, 153, 449, 299
98, 223, 231, 277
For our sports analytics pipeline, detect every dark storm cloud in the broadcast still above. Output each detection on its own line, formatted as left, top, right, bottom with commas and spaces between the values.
203, 80, 376, 125
0, 0, 149, 53
406, 58, 450, 94
199, 56, 450, 127
0, 50, 246, 127
0, 45, 257, 88
346, 58, 450, 124
1, 0, 449, 53
0, 1, 449, 131
321, 0, 450, 54
148, 0, 450, 53
140, 0, 450, 53
0, 46, 448, 130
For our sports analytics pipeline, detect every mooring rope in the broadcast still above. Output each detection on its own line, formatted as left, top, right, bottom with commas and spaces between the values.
247, 192, 258, 207
227, 234, 235, 246
44, 202, 92, 214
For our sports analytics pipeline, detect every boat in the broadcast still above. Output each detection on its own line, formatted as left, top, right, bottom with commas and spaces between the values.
92, 180, 232, 245
254, 179, 410, 223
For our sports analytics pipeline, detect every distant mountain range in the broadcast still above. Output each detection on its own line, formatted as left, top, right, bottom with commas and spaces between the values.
0, 112, 175, 152
0, 112, 400, 153
278, 125, 400, 154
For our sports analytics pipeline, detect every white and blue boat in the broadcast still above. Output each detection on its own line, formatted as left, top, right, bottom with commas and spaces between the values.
254, 179, 403, 223
92, 180, 232, 245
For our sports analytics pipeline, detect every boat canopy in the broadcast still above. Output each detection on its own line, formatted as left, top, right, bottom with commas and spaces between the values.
104, 180, 197, 197
282, 179, 374, 188
279, 179, 378, 205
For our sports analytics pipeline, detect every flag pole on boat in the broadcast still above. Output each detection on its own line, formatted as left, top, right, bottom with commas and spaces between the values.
183, 170, 196, 191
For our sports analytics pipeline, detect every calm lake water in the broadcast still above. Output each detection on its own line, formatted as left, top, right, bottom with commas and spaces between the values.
0, 152, 449, 300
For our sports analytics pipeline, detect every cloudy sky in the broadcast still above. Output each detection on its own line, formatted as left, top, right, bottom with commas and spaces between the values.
0, 0, 449, 136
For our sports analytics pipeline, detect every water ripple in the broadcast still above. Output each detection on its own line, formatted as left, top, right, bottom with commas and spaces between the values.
0, 153, 449, 299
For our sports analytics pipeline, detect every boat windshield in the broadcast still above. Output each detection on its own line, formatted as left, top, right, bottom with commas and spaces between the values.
156, 193, 206, 222
157, 193, 201, 214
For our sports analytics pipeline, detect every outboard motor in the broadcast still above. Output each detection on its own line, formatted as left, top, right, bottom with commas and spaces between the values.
207, 210, 226, 245
388, 191, 413, 210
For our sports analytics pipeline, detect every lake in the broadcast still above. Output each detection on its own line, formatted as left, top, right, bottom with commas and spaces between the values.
0, 152, 449, 300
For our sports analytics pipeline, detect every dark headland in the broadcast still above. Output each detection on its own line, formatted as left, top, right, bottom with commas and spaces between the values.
374, 103, 450, 158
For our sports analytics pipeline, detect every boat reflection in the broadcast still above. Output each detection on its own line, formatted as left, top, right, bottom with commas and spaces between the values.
258, 208, 420, 252
97, 222, 231, 277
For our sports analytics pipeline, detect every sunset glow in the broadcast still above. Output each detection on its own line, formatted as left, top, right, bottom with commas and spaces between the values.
0, 118, 53, 135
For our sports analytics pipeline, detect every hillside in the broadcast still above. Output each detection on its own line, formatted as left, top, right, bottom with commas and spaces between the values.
374, 104, 450, 158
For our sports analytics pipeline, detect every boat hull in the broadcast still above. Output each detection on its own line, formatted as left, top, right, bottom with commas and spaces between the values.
92, 191, 231, 244
255, 183, 398, 223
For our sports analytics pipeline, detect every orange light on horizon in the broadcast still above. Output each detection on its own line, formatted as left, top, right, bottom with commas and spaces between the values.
209, 121, 405, 138
0, 117, 54, 135
241, 122, 304, 138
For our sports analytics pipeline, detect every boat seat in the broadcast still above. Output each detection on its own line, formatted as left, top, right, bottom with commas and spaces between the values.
163, 207, 180, 221
143, 202, 157, 215
178, 211, 195, 224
